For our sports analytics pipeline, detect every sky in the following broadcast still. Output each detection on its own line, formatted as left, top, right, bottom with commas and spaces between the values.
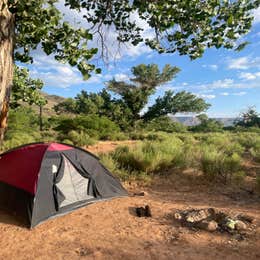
24, 3, 260, 118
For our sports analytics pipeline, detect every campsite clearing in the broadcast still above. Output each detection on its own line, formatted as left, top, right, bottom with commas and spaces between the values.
0, 171, 260, 259
0, 141, 260, 259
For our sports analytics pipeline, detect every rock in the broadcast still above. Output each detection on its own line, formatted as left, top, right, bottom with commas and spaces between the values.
197, 220, 218, 232
236, 214, 254, 223
185, 208, 215, 223
235, 220, 247, 231
207, 220, 219, 232
174, 212, 183, 221
225, 219, 236, 230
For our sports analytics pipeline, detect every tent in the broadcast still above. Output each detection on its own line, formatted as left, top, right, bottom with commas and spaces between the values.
0, 142, 127, 228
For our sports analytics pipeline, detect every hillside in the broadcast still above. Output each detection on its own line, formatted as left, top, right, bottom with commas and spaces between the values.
28, 92, 66, 117
169, 115, 236, 127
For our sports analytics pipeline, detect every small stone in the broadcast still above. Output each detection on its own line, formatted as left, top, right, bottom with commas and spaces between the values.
185, 208, 215, 223
197, 220, 218, 232
235, 220, 247, 231
236, 214, 254, 223
174, 212, 183, 220
207, 220, 218, 231
226, 219, 236, 230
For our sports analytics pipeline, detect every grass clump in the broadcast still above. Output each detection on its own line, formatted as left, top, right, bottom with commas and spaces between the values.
200, 145, 242, 183
64, 130, 96, 147
110, 136, 185, 174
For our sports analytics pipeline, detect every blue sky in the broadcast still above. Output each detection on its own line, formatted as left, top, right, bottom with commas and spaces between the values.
25, 4, 260, 118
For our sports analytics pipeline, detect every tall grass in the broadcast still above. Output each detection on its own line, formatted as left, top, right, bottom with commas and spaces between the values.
100, 132, 259, 185
200, 145, 242, 183
112, 136, 185, 174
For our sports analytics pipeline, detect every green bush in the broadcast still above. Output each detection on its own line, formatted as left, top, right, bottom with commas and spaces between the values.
2, 132, 40, 151
129, 131, 147, 140
64, 130, 95, 147
234, 133, 260, 150
111, 136, 185, 174
249, 147, 260, 162
145, 116, 187, 133
54, 114, 120, 140
200, 145, 242, 183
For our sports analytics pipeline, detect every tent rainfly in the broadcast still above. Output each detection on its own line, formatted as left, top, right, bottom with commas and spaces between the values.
0, 142, 127, 228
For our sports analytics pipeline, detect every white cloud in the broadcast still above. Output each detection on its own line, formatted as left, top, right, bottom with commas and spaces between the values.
220, 92, 229, 96
197, 94, 216, 99
30, 55, 84, 88
227, 56, 260, 70
209, 78, 234, 89
209, 65, 218, 71
239, 71, 260, 80
202, 64, 218, 71
178, 75, 260, 93
233, 91, 247, 96
253, 7, 260, 24
114, 73, 129, 81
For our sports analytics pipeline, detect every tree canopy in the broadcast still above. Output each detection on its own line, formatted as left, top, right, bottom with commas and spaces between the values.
54, 63, 210, 127
107, 64, 180, 120
9, 0, 260, 74
144, 90, 210, 120
235, 107, 260, 128
11, 66, 47, 108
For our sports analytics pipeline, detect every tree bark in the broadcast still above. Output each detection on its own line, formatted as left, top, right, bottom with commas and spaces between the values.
0, 0, 15, 146
39, 105, 43, 131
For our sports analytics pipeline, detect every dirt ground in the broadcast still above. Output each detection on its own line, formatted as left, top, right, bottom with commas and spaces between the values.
0, 141, 260, 260
85, 140, 136, 154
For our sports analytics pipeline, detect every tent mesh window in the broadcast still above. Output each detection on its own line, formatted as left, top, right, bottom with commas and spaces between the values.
56, 156, 94, 208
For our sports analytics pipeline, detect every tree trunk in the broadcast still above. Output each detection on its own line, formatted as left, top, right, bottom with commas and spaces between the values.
39, 105, 43, 131
0, 0, 15, 146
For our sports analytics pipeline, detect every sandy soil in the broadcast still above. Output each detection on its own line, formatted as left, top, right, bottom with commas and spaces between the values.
0, 142, 260, 260
85, 140, 136, 154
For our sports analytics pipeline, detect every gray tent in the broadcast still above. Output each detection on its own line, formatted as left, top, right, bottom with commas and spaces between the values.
0, 142, 127, 228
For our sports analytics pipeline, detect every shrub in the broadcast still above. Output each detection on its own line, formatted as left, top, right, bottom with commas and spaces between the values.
232, 171, 246, 186
129, 131, 147, 140
249, 148, 260, 162
54, 115, 120, 140
234, 133, 260, 150
200, 145, 242, 183
64, 130, 95, 147
2, 132, 40, 151
145, 116, 187, 133
40, 130, 58, 142
203, 134, 244, 155
111, 136, 185, 174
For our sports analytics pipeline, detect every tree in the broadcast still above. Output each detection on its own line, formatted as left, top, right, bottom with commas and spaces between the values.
53, 98, 77, 114
235, 107, 260, 127
107, 64, 180, 121
11, 65, 47, 131
53, 89, 133, 130
75, 90, 104, 115
11, 66, 47, 108
1, 0, 259, 140
191, 114, 224, 132
144, 90, 210, 120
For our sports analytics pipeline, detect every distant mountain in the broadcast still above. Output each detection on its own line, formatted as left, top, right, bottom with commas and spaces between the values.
41, 92, 66, 116
169, 115, 237, 127
26, 92, 66, 116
